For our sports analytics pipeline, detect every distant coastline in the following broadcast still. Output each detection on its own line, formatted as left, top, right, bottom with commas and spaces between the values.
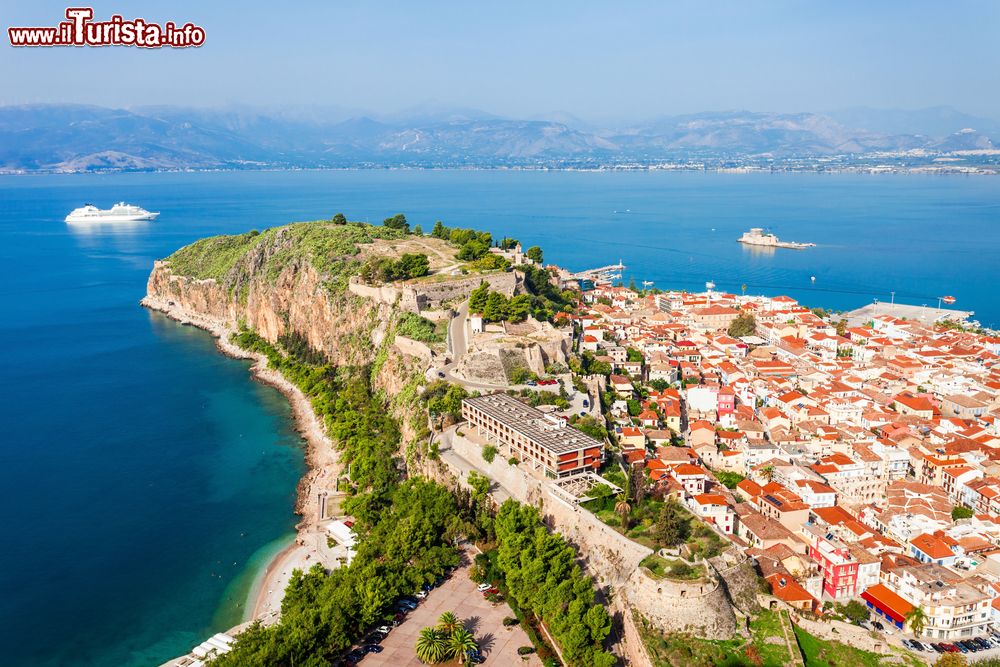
2, 163, 998, 176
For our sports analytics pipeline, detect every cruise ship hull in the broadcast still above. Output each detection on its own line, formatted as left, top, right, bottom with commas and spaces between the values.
65, 212, 159, 223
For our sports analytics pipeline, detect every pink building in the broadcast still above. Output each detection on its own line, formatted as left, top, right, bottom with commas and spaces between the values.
717, 387, 736, 416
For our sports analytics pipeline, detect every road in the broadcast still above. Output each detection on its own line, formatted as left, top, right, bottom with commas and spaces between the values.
434, 300, 517, 391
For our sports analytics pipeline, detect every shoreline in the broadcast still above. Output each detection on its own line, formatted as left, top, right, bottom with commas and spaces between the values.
141, 294, 343, 630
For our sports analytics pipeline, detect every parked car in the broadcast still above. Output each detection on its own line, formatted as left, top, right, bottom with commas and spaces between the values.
376, 626, 391, 635
477, 583, 492, 592
362, 645, 383, 654
415, 590, 428, 599
930, 643, 944, 653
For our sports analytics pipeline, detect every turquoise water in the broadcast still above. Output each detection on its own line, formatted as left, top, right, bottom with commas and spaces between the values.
0, 170, 998, 667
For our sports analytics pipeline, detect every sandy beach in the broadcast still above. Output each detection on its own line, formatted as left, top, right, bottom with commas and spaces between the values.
141, 295, 345, 628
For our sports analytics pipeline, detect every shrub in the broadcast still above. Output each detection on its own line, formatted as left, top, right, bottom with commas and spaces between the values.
952, 505, 974, 520
508, 457, 518, 466
503, 617, 519, 627
518, 646, 536, 655
483, 445, 498, 463
397, 313, 444, 343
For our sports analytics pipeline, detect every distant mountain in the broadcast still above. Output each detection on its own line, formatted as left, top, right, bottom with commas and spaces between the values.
0, 103, 997, 172
930, 128, 995, 151
826, 106, 1000, 141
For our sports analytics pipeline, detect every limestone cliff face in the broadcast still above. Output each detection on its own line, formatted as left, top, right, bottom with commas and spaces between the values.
146, 259, 387, 366
143, 257, 428, 444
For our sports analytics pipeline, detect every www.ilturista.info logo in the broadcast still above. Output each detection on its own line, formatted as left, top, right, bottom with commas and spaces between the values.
8, 7, 205, 48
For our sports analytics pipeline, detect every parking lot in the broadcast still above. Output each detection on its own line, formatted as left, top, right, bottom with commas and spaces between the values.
365, 559, 542, 666
898, 635, 1000, 662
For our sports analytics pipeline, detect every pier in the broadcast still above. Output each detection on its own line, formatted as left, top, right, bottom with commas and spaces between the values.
570, 261, 626, 282
845, 302, 974, 327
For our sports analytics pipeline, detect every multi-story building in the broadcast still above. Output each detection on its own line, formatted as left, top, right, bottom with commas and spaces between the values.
884, 564, 992, 640
461, 393, 604, 478
803, 524, 880, 600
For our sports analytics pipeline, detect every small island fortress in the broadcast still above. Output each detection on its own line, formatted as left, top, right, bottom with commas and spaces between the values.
738, 227, 815, 249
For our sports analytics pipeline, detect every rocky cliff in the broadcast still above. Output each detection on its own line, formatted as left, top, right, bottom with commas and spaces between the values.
141, 222, 443, 444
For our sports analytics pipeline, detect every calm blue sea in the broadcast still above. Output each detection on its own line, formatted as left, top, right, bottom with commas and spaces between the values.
0, 170, 998, 666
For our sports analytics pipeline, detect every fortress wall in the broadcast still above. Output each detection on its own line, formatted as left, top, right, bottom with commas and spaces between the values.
444, 429, 739, 640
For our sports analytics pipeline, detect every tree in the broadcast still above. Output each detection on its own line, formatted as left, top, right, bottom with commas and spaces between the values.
507, 294, 532, 322
436, 611, 461, 635
933, 653, 967, 667
727, 313, 757, 337
839, 599, 870, 624
331, 212, 347, 225
626, 347, 644, 363
415, 627, 448, 664
952, 505, 974, 521
525, 245, 543, 263
397, 253, 430, 279
906, 605, 928, 637
457, 239, 489, 261
467, 471, 490, 498
413, 224, 424, 236
654, 499, 691, 547
469, 281, 490, 314
431, 220, 446, 238
614, 493, 632, 530
383, 213, 409, 232
760, 465, 775, 483
447, 628, 478, 663
631, 465, 650, 505
835, 318, 848, 337
482, 291, 509, 322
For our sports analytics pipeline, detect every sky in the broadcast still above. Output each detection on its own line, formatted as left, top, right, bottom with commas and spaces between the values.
2, 0, 999, 122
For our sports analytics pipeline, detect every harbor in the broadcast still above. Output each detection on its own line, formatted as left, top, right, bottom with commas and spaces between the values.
845, 301, 975, 327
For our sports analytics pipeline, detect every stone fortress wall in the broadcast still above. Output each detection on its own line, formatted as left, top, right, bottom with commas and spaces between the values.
443, 428, 739, 640
349, 271, 517, 314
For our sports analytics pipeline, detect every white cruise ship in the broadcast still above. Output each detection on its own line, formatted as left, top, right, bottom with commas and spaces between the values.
65, 202, 159, 223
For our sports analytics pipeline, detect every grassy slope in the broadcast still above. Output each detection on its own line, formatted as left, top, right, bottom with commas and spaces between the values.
639, 609, 925, 667
165, 221, 410, 286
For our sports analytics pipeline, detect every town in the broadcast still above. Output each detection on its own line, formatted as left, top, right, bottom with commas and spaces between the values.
443, 259, 1000, 661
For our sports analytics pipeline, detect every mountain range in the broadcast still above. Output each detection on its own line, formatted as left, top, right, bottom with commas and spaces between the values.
0, 103, 997, 172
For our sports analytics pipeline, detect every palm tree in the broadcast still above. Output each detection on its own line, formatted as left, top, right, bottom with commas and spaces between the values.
447, 627, 478, 665
436, 611, 460, 635
905, 606, 928, 637
415, 627, 448, 664
615, 492, 632, 530
760, 465, 775, 483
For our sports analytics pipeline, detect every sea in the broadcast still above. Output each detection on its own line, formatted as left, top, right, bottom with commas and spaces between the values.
0, 170, 998, 667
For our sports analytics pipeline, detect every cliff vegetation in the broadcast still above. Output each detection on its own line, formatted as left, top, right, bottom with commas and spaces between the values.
166, 220, 411, 295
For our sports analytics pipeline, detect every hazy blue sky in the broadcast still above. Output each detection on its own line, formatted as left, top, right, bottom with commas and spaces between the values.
2, 0, 998, 121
